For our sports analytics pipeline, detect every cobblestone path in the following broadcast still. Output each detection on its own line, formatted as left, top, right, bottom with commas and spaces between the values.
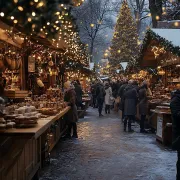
40, 107, 176, 180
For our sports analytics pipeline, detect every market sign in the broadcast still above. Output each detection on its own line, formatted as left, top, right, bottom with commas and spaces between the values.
28, 56, 35, 72
160, 56, 180, 67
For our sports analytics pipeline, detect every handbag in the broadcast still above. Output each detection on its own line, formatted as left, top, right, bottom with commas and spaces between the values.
110, 96, 115, 101
115, 96, 120, 104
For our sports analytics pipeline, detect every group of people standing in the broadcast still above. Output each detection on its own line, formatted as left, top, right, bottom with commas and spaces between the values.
91, 81, 113, 116
91, 79, 152, 133
118, 79, 152, 132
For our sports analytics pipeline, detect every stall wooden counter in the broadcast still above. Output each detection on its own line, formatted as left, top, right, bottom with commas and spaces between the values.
0, 106, 70, 180
150, 109, 172, 145
0, 106, 70, 138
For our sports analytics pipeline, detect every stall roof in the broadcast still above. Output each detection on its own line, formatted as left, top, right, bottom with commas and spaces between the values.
139, 28, 180, 67
0, 20, 67, 51
151, 28, 180, 47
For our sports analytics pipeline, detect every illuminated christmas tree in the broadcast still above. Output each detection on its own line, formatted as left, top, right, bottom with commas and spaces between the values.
109, 0, 139, 69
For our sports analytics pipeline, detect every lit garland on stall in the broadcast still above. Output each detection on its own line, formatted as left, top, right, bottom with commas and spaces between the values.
0, 0, 89, 73
140, 29, 180, 58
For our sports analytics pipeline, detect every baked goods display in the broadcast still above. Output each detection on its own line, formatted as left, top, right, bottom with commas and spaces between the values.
82, 93, 91, 102
149, 81, 171, 106
0, 117, 16, 130
3, 105, 39, 128
0, 87, 68, 129
156, 106, 171, 113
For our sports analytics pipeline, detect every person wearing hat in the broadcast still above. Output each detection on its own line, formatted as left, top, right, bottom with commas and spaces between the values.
170, 84, 180, 180
64, 81, 78, 138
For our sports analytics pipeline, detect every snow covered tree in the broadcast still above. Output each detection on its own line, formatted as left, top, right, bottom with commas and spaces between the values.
109, 0, 139, 69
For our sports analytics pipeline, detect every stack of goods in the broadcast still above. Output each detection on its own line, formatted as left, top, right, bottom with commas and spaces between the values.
3, 70, 20, 90
155, 105, 171, 114
82, 93, 91, 102
150, 82, 170, 104
0, 117, 16, 130
167, 67, 180, 91
0, 117, 6, 130
4, 105, 41, 128
32, 89, 67, 116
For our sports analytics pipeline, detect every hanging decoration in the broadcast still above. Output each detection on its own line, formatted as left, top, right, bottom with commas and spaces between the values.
151, 46, 166, 59
140, 29, 180, 59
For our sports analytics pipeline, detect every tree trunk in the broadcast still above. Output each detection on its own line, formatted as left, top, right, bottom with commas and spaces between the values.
134, 11, 141, 34
90, 39, 94, 62
149, 0, 162, 28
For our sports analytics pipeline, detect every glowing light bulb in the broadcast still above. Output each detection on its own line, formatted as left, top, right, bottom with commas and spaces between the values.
13, 19, 18, 24
156, 16, 160, 20
32, 12, 36, 16
37, 2, 44, 7
174, 22, 179, 27
18, 6, 23, 11
0, 12, 4, 17
28, 17, 32, 22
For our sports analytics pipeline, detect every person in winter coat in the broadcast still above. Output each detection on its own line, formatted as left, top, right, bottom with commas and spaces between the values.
123, 80, 138, 132
91, 82, 97, 108
118, 80, 128, 120
64, 81, 78, 138
0, 73, 6, 96
96, 82, 106, 117
170, 85, 180, 180
74, 81, 83, 109
139, 83, 149, 133
105, 83, 113, 114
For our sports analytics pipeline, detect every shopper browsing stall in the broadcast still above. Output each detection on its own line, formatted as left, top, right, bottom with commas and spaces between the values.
123, 80, 138, 132
64, 81, 78, 138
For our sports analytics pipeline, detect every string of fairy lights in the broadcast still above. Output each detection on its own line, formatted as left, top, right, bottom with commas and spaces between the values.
0, 0, 89, 75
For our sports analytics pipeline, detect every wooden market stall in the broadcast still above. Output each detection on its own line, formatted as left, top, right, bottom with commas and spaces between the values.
0, 107, 70, 180
0, 20, 70, 180
139, 28, 180, 144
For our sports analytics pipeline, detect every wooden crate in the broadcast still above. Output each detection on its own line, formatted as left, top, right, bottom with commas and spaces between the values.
4, 90, 29, 99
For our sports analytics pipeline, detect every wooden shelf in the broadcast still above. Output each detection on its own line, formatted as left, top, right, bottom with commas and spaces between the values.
4, 72, 19, 74
168, 81, 180, 83
150, 109, 171, 115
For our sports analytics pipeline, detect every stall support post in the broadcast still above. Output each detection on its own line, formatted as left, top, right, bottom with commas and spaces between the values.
21, 55, 29, 90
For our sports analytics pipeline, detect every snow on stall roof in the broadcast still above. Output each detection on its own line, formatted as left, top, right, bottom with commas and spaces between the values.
151, 28, 180, 47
